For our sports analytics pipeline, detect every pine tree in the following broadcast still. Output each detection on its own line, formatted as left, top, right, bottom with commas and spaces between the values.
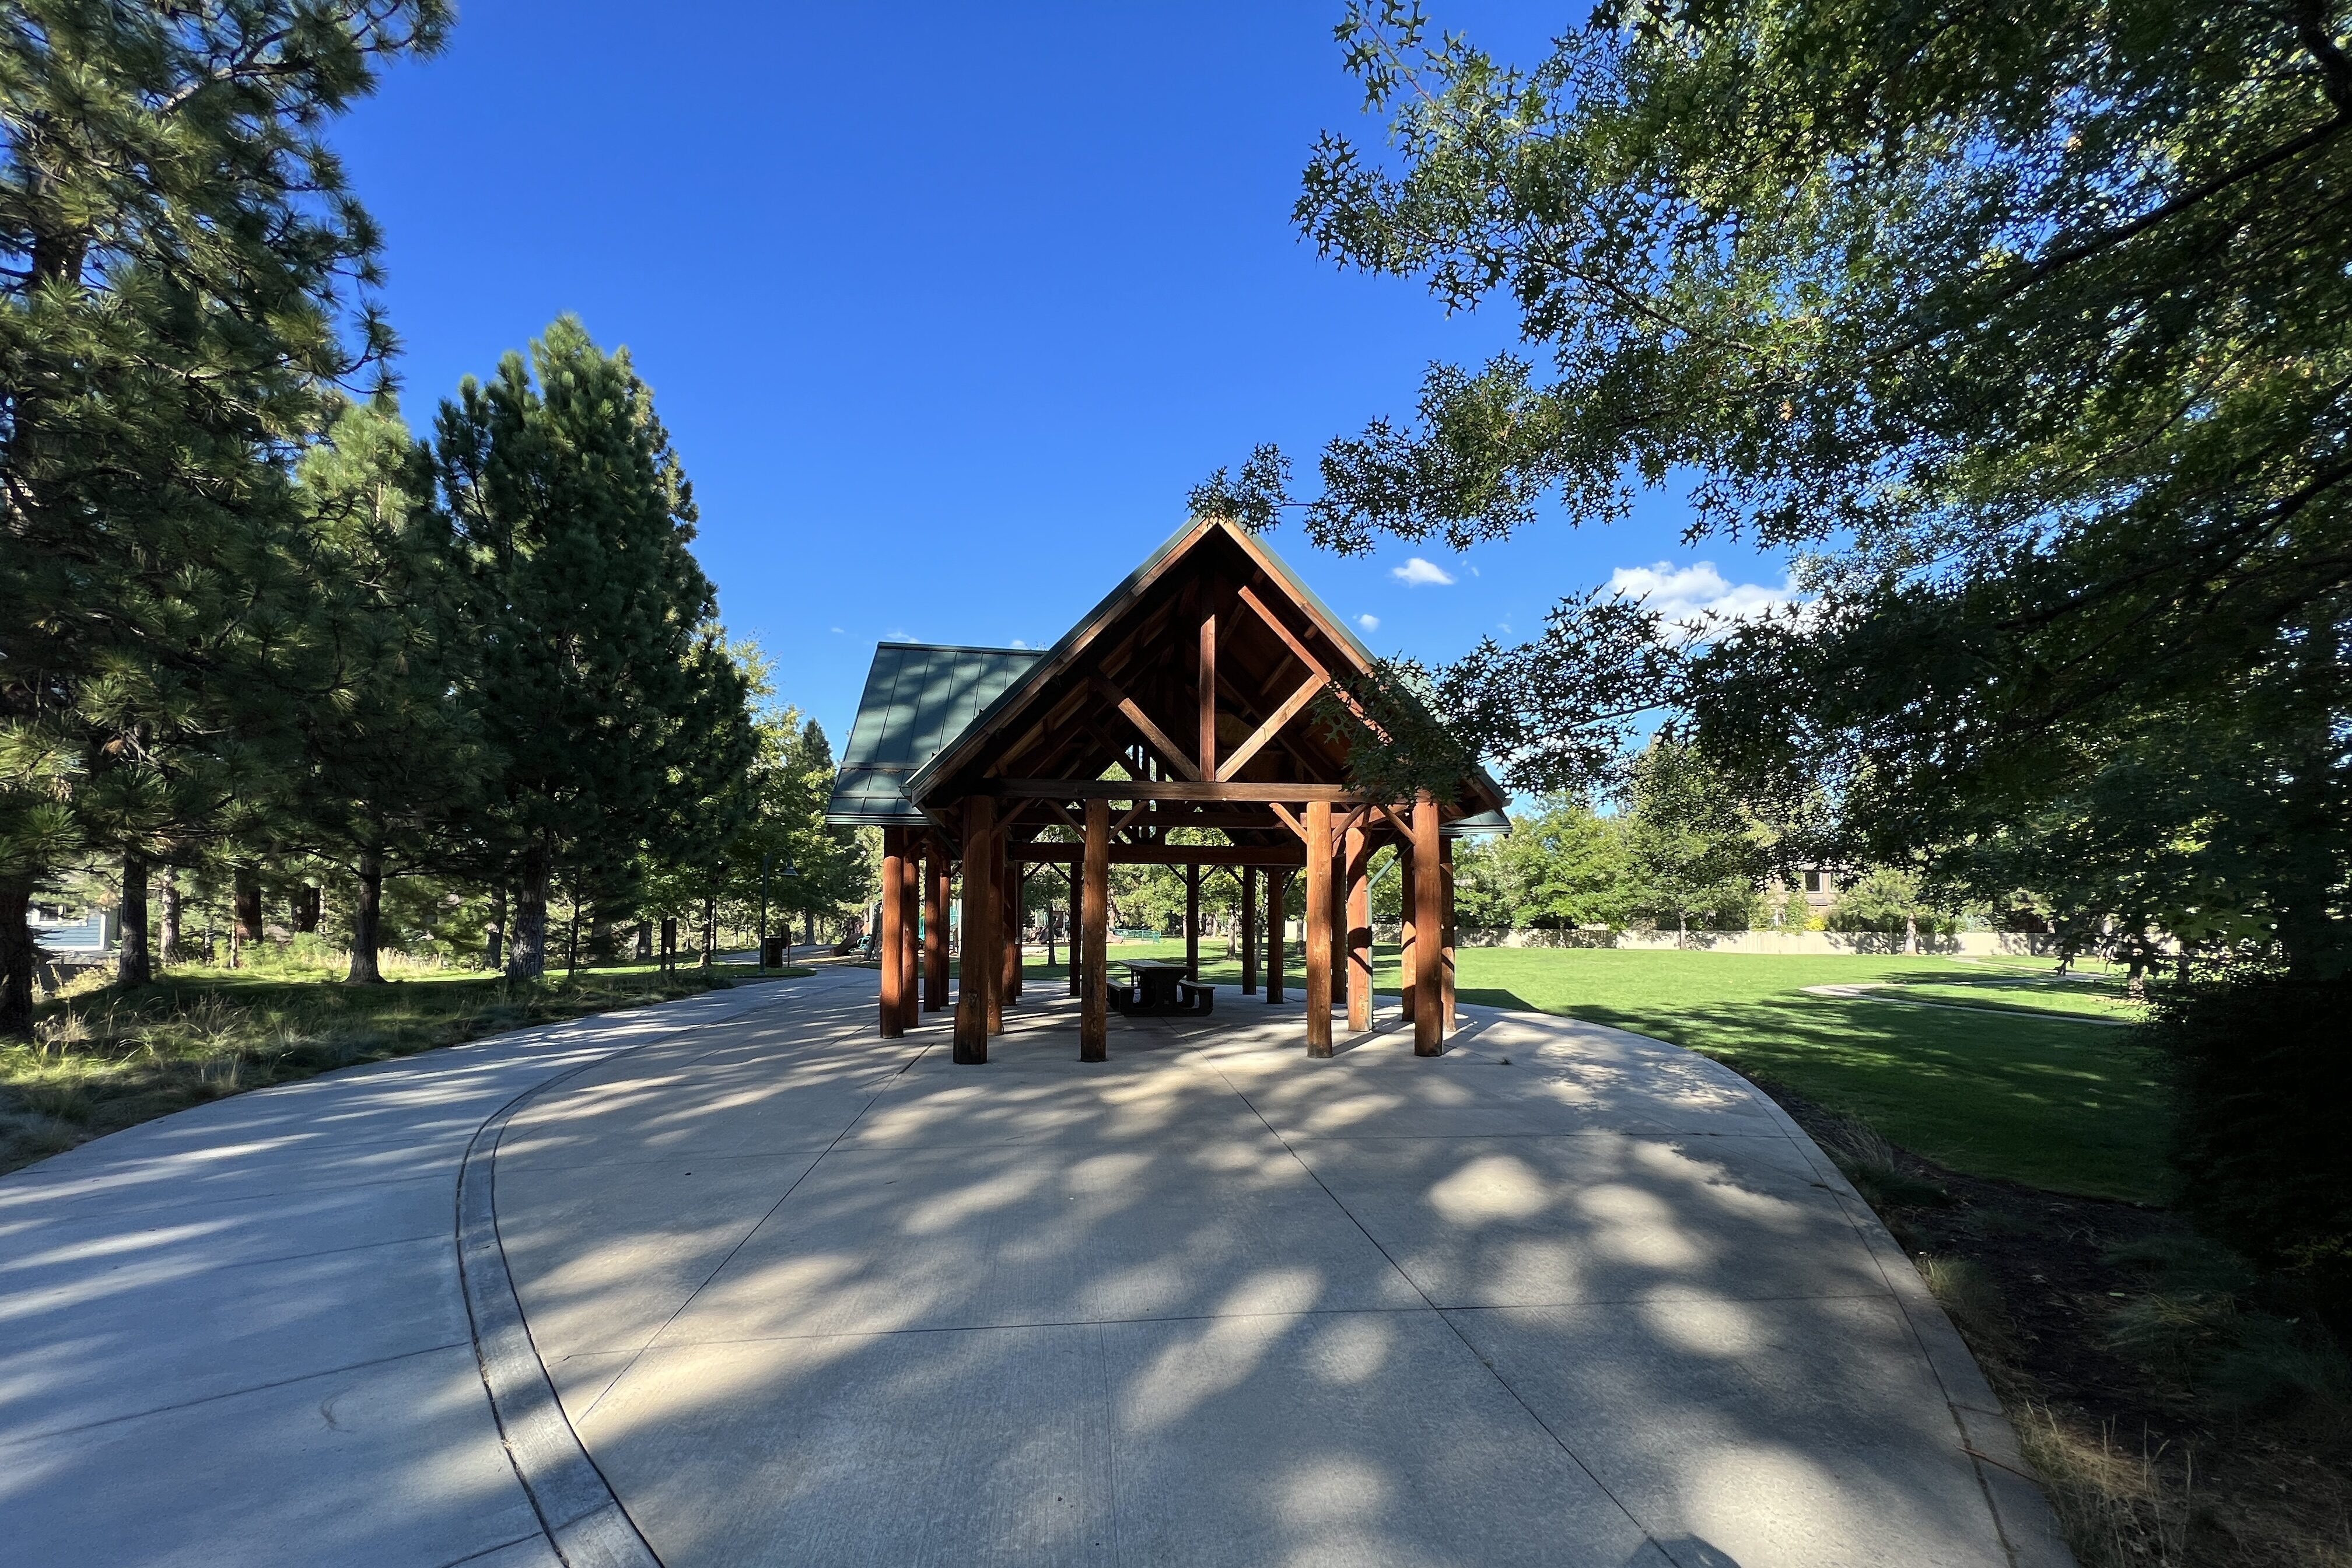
434, 317, 752, 979
0, 2, 450, 1034
285, 400, 487, 982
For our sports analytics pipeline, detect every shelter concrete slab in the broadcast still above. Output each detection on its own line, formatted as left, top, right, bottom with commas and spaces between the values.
1446, 1295, 2009, 1568
487, 974, 2067, 1568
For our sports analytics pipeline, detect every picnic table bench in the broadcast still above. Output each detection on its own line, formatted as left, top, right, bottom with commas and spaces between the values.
1108, 958, 1214, 1017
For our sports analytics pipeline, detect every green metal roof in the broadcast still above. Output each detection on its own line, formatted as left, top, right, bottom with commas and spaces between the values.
825, 642, 1044, 827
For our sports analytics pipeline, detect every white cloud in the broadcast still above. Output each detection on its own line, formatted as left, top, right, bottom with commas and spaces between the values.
1356, 613, 1380, 632
1391, 556, 1457, 587
1606, 561, 1801, 636
829, 626, 844, 634
1010, 638, 1028, 648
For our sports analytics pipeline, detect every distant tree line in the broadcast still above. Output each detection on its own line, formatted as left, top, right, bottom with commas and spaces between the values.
0, 4, 862, 1035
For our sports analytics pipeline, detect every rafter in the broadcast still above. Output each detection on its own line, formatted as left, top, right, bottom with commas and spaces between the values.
1221, 673, 1324, 780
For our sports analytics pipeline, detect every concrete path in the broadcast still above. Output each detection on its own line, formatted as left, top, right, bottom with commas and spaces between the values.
0, 978, 818, 1568
0, 968, 2071, 1567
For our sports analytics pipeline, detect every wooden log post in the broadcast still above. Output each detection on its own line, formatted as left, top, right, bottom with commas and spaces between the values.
1265, 870, 1287, 1003
923, 846, 949, 1011
1304, 801, 1334, 1056
1066, 865, 1083, 998
1398, 840, 1416, 1025
953, 800, 995, 1063
1240, 866, 1258, 994
989, 828, 1009, 1031
1441, 835, 1458, 1033
1080, 798, 1110, 1062
880, 828, 907, 1039
1184, 863, 1200, 977
900, 842, 921, 1031
1345, 821, 1372, 1032
1413, 793, 1444, 1055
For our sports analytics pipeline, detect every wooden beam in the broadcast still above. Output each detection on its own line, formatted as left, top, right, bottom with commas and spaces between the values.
1304, 801, 1334, 1057
1441, 835, 1458, 1034
900, 842, 921, 1032
954, 797, 994, 1063
1413, 792, 1444, 1055
1066, 863, 1083, 999
923, 844, 949, 1012
1220, 673, 1324, 782
1240, 865, 1258, 995
1345, 820, 1372, 1032
1237, 583, 1331, 684
879, 828, 907, 1039
993, 779, 1366, 803
1266, 869, 1287, 1004
1081, 797, 1110, 1062
1198, 608, 1217, 780
1002, 832, 1020, 1020
1267, 803, 1306, 841
1095, 677, 1201, 782
1009, 843, 1306, 867
1398, 841, 1416, 1026
1185, 863, 1200, 977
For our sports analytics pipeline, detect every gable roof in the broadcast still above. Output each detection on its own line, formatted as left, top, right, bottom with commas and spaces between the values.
904, 514, 1507, 814
825, 643, 1044, 827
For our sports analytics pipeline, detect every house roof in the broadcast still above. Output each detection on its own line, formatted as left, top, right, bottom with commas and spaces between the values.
825, 643, 1044, 827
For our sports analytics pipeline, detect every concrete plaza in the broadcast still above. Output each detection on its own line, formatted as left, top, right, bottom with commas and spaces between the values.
0, 966, 2068, 1567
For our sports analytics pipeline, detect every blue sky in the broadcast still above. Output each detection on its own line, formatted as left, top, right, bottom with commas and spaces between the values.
334, 2, 1794, 749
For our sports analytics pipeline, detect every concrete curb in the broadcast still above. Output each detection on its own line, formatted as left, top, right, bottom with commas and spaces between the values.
453, 972, 865, 1568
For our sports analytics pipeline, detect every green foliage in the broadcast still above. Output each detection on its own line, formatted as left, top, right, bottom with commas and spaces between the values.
0, 2, 449, 1027
1214, 0, 2352, 981
1622, 737, 1765, 932
284, 400, 488, 979
1488, 796, 1629, 930
433, 316, 755, 977
1824, 868, 1956, 938
2150, 974, 2352, 1327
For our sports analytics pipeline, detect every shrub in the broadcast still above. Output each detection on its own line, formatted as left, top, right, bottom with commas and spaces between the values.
2148, 973, 2352, 1331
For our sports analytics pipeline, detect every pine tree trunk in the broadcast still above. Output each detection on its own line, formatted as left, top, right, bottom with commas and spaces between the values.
293, 886, 320, 933
509, 848, 551, 979
484, 888, 507, 972
701, 891, 716, 969
566, 893, 581, 975
117, 851, 152, 986
0, 873, 37, 1040
1905, 912, 1919, 955
633, 919, 652, 961
233, 864, 264, 947
347, 849, 385, 984
159, 867, 181, 967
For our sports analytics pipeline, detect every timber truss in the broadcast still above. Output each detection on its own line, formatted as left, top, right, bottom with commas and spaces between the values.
827, 515, 1508, 1063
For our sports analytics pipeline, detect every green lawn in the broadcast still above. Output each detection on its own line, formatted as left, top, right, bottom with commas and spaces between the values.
1030, 940, 2171, 1203
2, 956, 807, 1176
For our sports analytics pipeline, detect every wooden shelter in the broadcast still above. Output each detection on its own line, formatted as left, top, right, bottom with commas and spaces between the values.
825, 516, 1507, 1062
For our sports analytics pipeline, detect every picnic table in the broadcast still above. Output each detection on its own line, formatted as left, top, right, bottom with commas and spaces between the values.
1110, 958, 1214, 1017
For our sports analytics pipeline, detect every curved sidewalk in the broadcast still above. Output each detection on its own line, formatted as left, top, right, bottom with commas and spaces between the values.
489, 979, 2071, 1568
0, 973, 828, 1568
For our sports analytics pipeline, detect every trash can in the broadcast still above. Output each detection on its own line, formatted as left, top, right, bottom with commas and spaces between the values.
762, 936, 788, 968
